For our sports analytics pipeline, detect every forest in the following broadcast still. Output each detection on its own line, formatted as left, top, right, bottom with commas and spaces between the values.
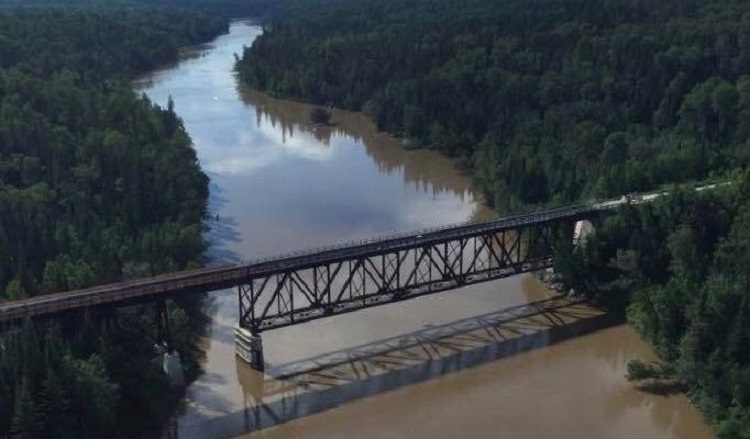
564, 175, 750, 439
239, 0, 750, 208
238, 0, 750, 436
0, 5, 228, 438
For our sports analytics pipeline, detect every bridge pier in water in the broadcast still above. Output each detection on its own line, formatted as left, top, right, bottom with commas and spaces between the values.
231, 206, 604, 370
235, 326, 265, 371
573, 219, 595, 246
154, 299, 187, 385
0, 202, 607, 375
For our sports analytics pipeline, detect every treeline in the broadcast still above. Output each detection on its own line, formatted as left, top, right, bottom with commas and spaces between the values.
562, 176, 750, 438
0, 7, 225, 297
238, 0, 750, 435
0, 6, 225, 438
0, 0, 276, 17
239, 0, 750, 209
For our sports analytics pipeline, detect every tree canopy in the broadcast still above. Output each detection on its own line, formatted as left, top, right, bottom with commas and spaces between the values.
239, 0, 750, 435
0, 5, 228, 437
239, 0, 750, 209
565, 175, 750, 438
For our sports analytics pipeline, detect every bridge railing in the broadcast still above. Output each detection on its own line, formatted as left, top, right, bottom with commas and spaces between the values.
0, 199, 617, 324
237, 202, 601, 270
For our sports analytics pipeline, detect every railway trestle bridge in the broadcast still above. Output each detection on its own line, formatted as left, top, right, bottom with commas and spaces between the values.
0, 201, 615, 370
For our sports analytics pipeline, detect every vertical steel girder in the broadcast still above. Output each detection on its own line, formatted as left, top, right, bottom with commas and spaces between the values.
238, 221, 569, 333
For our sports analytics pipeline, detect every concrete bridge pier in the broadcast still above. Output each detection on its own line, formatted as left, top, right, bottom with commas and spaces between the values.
573, 219, 595, 246
155, 299, 186, 386
162, 351, 185, 387
235, 326, 265, 371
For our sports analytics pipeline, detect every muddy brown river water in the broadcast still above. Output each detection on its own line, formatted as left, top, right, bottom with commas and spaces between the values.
133, 20, 715, 439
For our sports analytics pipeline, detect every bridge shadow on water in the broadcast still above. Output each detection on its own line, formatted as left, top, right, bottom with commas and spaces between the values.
174, 295, 622, 439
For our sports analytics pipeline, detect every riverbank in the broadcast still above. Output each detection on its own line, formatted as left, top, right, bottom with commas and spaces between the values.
0, 6, 232, 438
132, 20, 717, 439
233, 4, 750, 434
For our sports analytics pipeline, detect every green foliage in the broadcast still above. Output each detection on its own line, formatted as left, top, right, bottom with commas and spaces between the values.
0, 8, 225, 297
626, 359, 668, 381
239, 0, 750, 209
241, 2, 750, 431
1, 324, 120, 438
571, 175, 750, 433
309, 106, 331, 125
0, 4, 226, 438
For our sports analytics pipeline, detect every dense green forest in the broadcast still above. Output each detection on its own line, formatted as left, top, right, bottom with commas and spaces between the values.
564, 176, 750, 438
239, 0, 750, 208
0, 5, 227, 438
0, 0, 275, 17
238, 0, 750, 435
0, 8, 226, 295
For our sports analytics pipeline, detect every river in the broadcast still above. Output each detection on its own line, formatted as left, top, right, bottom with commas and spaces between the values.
133, 20, 715, 439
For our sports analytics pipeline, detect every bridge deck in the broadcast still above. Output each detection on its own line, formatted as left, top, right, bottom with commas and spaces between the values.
0, 203, 603, 324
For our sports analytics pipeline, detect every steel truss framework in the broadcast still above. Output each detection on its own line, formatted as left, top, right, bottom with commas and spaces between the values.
239, 220, 573, 333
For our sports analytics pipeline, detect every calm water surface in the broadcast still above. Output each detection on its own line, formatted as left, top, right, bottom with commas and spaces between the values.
133, 20, 714, 439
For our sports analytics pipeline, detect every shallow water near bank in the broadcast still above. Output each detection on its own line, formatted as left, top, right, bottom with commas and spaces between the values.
133, 20, 714, 439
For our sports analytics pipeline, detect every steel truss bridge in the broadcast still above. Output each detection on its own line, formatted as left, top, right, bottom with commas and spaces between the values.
0, 203, 604, 332
236, 205, 594, 334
